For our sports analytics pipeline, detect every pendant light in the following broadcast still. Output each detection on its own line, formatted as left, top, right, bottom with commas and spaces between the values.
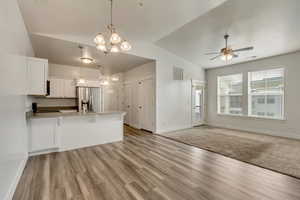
79, 46, 94, 64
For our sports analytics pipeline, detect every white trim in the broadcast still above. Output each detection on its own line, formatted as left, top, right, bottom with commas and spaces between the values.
29, 148, 58, 157
5, 156, 28, 200
205, 122, 300, 140
217, 113, 286, 121
155, 125, 193, 134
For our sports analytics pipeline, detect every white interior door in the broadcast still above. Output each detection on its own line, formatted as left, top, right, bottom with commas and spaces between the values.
124, 84, 132, 125
192, 84, 204, 126
131, 81, 141, 129
139, 78, 154, 132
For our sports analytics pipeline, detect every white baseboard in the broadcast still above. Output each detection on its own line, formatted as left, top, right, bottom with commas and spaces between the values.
5, 156, 28, 200
205, 122, 300, 140
156, 125, 193, 134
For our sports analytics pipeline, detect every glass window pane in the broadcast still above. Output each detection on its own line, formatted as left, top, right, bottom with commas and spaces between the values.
218, 74, 243, 115
248, 68, 284, 119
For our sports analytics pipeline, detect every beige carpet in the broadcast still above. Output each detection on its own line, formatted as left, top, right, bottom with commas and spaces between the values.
162, 126, 300, 178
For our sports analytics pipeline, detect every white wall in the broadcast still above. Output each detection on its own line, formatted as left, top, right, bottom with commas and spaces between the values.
206, 51, 300, 139
129, 43, 205, 133
48, 63, 100, 80
124, 62, 156, 82
0, 0, 34, 199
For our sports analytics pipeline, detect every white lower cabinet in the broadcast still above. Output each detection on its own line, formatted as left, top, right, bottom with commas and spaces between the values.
29, 118, 60, 153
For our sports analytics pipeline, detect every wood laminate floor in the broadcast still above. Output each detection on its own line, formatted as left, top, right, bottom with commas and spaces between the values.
13, 126, 300, 200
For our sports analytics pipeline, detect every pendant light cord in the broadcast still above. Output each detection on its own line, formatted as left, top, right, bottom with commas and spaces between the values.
110, 0, 113, 32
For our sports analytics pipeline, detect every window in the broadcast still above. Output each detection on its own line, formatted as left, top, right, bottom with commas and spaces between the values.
248, 68, 284, 119
218, 74, 243, 115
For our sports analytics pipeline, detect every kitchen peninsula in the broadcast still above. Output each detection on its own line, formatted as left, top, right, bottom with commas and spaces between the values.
28, 111, 126, 155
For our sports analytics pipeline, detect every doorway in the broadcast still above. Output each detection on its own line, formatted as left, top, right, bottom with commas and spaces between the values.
191, 81, 205, 126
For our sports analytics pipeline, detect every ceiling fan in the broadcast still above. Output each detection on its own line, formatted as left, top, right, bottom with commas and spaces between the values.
205, 34, 254, 61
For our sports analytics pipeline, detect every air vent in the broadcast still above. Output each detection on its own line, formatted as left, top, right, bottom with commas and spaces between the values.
173, 66, 184, 80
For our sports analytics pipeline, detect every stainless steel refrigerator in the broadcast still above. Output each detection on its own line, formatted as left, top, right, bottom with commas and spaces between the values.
77, 87, 103, 113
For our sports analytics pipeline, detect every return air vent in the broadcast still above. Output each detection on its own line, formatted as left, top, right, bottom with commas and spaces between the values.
173, 66, 184, 80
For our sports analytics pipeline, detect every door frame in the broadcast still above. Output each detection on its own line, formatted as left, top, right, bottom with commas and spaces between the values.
191, 80, 206, 126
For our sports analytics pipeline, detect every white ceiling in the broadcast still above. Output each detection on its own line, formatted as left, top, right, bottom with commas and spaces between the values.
30, 34, 152, 74
156, 0, 300, 68
18, 0, 300, 69
17, 0, 226, 43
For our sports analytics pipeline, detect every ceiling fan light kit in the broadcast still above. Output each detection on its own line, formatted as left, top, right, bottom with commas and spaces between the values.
206, 34, 254, 62
94, 0, 132, 54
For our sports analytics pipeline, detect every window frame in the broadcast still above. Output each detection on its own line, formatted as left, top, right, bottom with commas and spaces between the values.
217, 73, 244, 116
247, 68, 285, 120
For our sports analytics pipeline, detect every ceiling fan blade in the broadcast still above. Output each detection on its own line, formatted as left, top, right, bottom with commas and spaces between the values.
205, 52, 220, 55
210, 55, 221, 60
233, 47, 254, 52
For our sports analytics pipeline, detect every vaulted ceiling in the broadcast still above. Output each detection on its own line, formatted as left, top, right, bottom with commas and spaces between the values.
18, 0, 300, 70
18, 0, 226, 42
156, 0, 300, 68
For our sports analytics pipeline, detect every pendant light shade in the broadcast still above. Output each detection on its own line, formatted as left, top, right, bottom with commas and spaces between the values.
120, 40, 132, 51
221, 54, 233, 61
79, 46, 94, 64
110, 45, 120, 53
110, 32, 122, 44
80, 57, 94, 64
94, 33, 105, 45
96, 44, 107, 52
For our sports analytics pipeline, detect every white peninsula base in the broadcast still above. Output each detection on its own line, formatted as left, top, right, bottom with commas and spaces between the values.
28, 112, 126, 156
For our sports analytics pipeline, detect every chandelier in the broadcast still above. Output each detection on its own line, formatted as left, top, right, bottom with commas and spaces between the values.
94, 0, 132, 54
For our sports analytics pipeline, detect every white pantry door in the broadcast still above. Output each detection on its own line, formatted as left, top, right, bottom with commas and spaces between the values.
131, 81, 141, 129
139, 78, 155, 132
124, 84, 132, 125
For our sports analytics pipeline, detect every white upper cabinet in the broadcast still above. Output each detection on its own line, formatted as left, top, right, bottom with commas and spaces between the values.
64, 79, 76, 98
27, 57, 48, 96
48, 78, 76, 98
48, 78, 64, 98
